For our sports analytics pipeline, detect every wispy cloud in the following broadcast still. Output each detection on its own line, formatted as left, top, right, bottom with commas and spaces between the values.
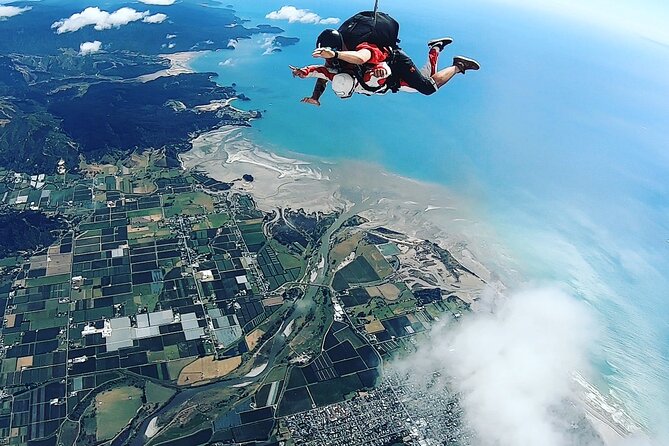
138, 0, 175, 5
0, 5, 31, 19
143, 13, 167, 24
261, 36, 279, 55
52, 7, 167, 33
265, 6, 339, 25
218, 58, 235, 67
394, 287, 598, 446
79, 40, 102, 55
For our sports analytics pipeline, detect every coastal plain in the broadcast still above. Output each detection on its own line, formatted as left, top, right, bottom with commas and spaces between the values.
0, 145, 488, 445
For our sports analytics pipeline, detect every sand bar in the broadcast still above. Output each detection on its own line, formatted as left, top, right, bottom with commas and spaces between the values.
135, 51, 207, 83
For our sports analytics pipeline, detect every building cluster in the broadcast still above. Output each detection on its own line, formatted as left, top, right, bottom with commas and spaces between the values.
285, 385, 412, 445
385, 372, 474, 445
285, 372, 475, 446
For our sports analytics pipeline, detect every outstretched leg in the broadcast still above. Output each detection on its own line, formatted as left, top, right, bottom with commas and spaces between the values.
430, 54, 480, 88
422, 43, 459, 88
421, 38, 452, 76
393, 39, 479, 95
431, 65, 459, 88
424, 41, 480, 89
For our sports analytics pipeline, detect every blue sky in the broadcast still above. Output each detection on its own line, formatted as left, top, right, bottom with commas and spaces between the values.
494, 0, 669, 45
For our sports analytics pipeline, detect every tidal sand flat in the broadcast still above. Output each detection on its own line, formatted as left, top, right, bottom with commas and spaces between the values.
135, 51, 206, 83
181, 127, 346, 214
180, 127, 501, 284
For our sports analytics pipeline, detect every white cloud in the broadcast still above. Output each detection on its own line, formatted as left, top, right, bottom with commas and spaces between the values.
79, 40, 102, 55
227, 38, 237, 49
143, 13, 167, 24
319, 17, 340, 25
261, 36, 279, 55
52, 7, 166, 33
218, 58, 235, 67
166, 33, 176, 39
167, 42, 175, 49
0, 5, 31, 18
394, 287, 599, 446
138, 0, 175, 5
265, 6, 339, 25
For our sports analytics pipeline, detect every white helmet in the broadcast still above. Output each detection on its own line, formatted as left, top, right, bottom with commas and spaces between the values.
331, 73, 357, 99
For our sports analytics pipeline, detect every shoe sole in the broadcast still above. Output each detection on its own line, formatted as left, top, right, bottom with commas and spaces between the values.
454, 56, 480, 71
427, 37, 453, 48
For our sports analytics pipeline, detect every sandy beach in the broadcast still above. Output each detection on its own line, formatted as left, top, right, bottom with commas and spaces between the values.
145, 417, 159, 438
182, 127, 344, 213
573, 372, 641, 444
586, 408, 629, 445
135, 51, 206, 83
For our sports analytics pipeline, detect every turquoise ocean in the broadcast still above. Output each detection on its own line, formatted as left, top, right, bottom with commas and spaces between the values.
191, 0, 669, 437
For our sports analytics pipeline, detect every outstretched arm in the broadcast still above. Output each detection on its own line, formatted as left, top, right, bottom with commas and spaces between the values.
290, 65, 335, 106
313, 47, 372, 65
290, 65, 334, 80
306, 79, 327, 106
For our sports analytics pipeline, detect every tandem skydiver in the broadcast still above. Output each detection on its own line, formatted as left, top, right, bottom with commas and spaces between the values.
289, 11, 480, 105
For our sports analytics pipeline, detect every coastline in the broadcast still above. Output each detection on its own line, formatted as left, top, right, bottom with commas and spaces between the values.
134, 51, 207, 83
586, 407, 629, 445
179, 126, 502, 286
179, 126, 635, 445
574, 372, 641, 442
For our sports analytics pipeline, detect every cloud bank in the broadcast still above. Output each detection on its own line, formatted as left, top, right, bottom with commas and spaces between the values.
394, 287, 598, 446
265, 6, 339, 25
79, 40, 102, 55
52, 7, 167, 33
0, 5, 31, 18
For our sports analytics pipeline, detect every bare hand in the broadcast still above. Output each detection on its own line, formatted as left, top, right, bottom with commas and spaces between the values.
312, 47, 336, 59
301, 97, 321, 106
372, 67, 387, 78
289, 65, 307, 78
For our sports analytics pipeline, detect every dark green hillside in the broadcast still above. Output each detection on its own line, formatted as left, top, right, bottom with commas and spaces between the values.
47, 73, 242, 160
0, 211, 67, 258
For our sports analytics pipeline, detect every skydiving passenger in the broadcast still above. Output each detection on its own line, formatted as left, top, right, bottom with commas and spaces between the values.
290, 24, 480, 105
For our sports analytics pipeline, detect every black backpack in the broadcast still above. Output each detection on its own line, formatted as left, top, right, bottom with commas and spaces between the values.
338, 11, 400, 51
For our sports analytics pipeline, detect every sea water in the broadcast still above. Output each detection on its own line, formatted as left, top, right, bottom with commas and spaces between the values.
192, 0, 669, 436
